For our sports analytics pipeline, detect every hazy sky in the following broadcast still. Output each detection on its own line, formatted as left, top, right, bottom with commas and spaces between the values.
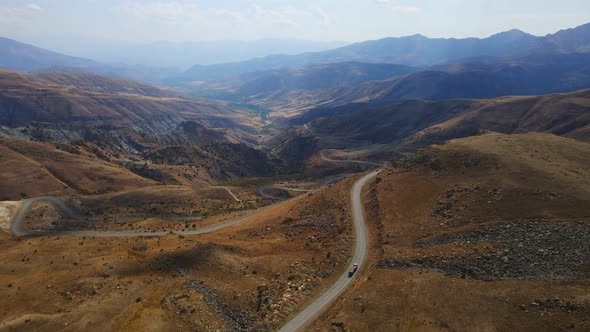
1, 0, 590, 46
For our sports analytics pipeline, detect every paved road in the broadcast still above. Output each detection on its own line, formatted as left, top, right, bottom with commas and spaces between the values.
320, 149, 385, 167
278, 170, 379, 332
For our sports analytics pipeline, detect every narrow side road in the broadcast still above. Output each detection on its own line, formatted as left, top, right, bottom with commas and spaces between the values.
9, 194, 306, 238
278, 170, 379, 332
10, 196, 82, 236
210, 186, 241, 202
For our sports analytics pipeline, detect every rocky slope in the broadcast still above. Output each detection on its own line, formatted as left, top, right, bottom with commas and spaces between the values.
0, 70, 264, 154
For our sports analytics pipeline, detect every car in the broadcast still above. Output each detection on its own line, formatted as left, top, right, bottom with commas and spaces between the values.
348, 263, 359, 278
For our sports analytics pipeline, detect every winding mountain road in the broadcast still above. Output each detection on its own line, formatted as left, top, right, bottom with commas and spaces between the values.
10, 196, 82, 236
8, 149, 382, 332
278, 170, 378, 332
9, 194, 297, 238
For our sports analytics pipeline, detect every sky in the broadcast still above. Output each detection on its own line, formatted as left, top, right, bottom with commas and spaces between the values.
1, 0, 590, 47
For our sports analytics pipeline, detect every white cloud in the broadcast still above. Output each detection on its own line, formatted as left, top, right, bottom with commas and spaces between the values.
392, 5, 422, 14
250, 5, 297, 27
0, 4, 41, 24
26, 3, 42, 11
312, 5, 335, 26
0, 7, 25, 24
373, 0, 422, 14
114, 1, 333, 33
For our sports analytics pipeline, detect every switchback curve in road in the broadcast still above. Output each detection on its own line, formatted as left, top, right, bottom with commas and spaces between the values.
9, 194, 304, 238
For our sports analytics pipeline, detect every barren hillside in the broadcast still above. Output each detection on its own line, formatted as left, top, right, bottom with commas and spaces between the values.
315, 132, 590, 331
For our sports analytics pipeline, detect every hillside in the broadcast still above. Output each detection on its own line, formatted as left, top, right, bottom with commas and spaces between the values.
315, 132, 590, 331
144, 143, 281, 180
401, 90, 590, 149
270, 89, 590, 168
0, 70, 236, 128
32, 71, 179, 98
0, 138, 156, 199
0, 70, 266, 153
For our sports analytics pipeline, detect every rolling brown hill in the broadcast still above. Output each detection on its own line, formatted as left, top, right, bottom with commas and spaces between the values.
401, 90, 590, 149
0, 70, 267, 154
32, 71, 179, 98
0, 137, 280, 202
0, 70, 288, 195
144, 143, 281, 180
315, 132, 590, 331
0, 70, 238, 130
0, 138, 156, 199
270, 89, 590, 168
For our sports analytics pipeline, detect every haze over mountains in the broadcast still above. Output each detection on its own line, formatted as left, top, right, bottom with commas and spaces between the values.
232, 52, 590, 115
64, 39, 348, 69
3, 23, 590, 86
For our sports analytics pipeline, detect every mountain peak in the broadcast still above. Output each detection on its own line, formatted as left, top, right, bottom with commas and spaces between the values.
406, 33, 427, 39
489, 29, 533, 40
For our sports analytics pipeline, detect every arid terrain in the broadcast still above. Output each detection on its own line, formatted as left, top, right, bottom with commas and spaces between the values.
2, 130, 589, 332
1, 19, 590, 332
315, 133, 590, 331
0, 173, 359, 331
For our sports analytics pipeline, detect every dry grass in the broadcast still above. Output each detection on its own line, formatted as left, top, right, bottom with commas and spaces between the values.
314, 132, 590, 331
0, 139, 156, 199
0, 168, 358, 331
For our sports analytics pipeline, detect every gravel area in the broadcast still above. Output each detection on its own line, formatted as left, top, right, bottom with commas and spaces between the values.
187, 280, 256, 332
379, 220, 590, 281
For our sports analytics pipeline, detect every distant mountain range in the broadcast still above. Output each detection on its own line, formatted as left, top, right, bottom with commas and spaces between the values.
189, 52, 590, 116
194, 62, 420, 99
0, 37, 345, 79
179, 23, 590, 82
2, 23, 590, 87
2, 22, 590, 116
0, 37, 99, 71
66, 39, 348, 69
0, 37, 181, 83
